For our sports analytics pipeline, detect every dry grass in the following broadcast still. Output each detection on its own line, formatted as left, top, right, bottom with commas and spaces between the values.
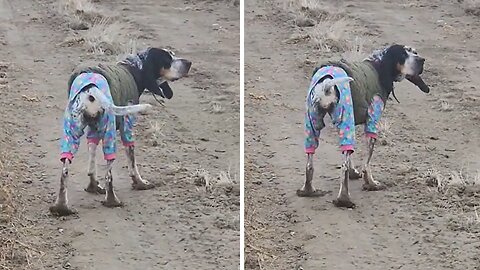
284, 0, 331, 21
210, 102, 225, 114
116, 39, 140, 62
245, 203, 277, 269
282, 0, 366, 54
377, 118, 392, 138
424, 168, 480, 193
244, 157, 277, 269
148, 120, 166, 147
439, 100, 454, 112
341, 36, 367, 62
310, 17, 350, 52
58, 0, 106, 24
192, 167, 236, 192
463, 0, 480, 16
84, 18, 124, 55
448, 206, 480, 233
57, 0, 128, 55
0, 149, 43, 269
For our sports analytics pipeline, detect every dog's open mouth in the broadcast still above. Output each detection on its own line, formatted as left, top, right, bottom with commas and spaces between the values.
406, 74, 429, 93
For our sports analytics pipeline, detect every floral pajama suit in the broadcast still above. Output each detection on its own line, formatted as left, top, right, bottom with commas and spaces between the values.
60, 73, 136, 162
304, 66, 385, 154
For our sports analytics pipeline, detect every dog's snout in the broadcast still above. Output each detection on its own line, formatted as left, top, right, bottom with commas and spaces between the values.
418, 57, 425, 63
183, 60, 192, 73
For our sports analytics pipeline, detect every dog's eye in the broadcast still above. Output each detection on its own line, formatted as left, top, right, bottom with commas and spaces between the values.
405, 46, 418, 55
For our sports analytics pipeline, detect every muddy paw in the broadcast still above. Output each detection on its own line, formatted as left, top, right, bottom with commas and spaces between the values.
49, 204, 77, 216
101, 198, 124, 208
332, 198, 356, 208
84, 182, 106, 194
131, 180, 155, 190
296, 188, 331, 197
362, 182, 386, 191
348, 168, 362, 180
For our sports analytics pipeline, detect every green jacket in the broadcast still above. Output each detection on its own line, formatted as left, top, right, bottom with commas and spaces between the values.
68, 63, 139, 107
67, 63, 140, 129
320, 60, 386, 125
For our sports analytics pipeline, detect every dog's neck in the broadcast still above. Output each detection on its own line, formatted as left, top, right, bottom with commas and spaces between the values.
118, 48, 151, 98
120, 63, 146, 97
367, 59, 397, 101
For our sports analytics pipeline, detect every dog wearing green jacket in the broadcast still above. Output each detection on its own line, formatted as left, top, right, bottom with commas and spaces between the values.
299, 45, 430, 208
50, 48, 192, 216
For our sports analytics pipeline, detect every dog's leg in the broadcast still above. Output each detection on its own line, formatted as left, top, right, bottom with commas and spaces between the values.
362, 137, 385, 191
333, 152, 356, 208
126, 145, 154, 190
84, 142, 106, 194
119, 113, 154, 190
348, 159, 362, 180
297, 154, 329, 197
101, 160, 123, 207
49, 160, 77, 216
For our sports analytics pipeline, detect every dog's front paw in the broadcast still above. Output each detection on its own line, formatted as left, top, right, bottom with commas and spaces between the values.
332, 198, 356, 208
348, 168, 362, 180
296, 186, 331, 197
85, 181, 106, 194
101, 197, 124, 208
49, 204, 77, 216
362, 182, 386, 191
362, 170, 386, 191
132, 179, 155, 190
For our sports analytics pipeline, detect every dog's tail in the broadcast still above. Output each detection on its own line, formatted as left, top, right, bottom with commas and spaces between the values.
84, 86, 152, 116
312, 77, 354, 108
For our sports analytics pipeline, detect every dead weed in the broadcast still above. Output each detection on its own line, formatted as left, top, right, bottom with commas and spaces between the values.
463, 0, 480, 16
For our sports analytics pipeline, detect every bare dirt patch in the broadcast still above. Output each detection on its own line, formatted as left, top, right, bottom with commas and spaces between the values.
245, 0, 480, 269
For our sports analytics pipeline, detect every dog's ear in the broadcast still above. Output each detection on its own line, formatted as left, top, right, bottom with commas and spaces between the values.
142, 48, 173, 95
406, 75, 430, 93
378, 50, 396, 94
158, 81, 173, 99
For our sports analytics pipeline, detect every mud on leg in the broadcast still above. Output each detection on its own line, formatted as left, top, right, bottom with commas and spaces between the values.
50, 160, 77, 216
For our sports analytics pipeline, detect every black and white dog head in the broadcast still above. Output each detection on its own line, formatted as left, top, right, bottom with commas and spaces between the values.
368, 44, 429, 93
139, 48, 192, 99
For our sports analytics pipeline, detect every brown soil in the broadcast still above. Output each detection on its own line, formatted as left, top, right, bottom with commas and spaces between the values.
0, 0, 239, 269
245, 0, 480, 269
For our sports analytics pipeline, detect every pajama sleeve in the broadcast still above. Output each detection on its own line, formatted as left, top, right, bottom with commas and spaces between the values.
364, 95, 385, 139
60, 109, 84, 161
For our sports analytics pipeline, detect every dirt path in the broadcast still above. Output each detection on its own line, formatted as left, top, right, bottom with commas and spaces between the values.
245, 0, 480, 269
0, 0, 239, 269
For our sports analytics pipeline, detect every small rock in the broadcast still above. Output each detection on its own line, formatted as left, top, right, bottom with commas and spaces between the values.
69, 22, 89, 30
295, 17, 316, 27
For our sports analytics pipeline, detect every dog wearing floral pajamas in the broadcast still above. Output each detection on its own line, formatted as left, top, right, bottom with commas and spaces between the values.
50, 48, 192, 216
297, 44, 430, 208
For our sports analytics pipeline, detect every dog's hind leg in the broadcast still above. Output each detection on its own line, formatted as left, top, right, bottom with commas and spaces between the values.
84, 141, 106, 194
101, 160, 123, 207
120, 114, 154, 190
348, 159, 362, 180
333, 152, 356, 208
362, 138, 385, 191
125, 145, 154, 190
49, 160, 77, 216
